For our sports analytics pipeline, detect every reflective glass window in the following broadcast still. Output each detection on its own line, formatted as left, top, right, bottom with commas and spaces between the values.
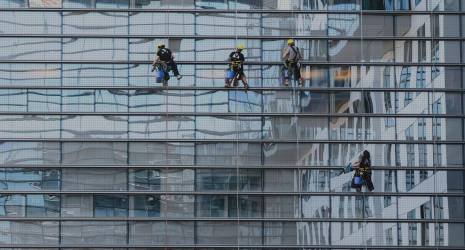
62, 142, 128, 165
0, 11, 61, 34
26, 194, 60, 217
0, 221, 59, 244
62, 168, 127, 191
61, 221, 127, 244
196, 168, 262, 191
130, 195, 160, 217
129, 221, 194, 245
0, 142, 60, 165
128, 142, 194, 165
0, 168, 60, 191
0, 194, 25, 217
94, 195, 128, 217
63, 11, 128, 35
61, 195, 93, 217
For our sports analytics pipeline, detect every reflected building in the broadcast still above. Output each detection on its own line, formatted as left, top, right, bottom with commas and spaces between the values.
0, 0, 464, 248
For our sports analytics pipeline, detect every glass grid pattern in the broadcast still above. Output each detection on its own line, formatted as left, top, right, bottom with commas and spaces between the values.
0, 0, 464, 248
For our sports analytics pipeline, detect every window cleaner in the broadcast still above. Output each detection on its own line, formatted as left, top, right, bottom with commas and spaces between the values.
151, 43, 182, 86
282, 39, 304, 86
225, 44, 249, 91
343, 150, 375, 192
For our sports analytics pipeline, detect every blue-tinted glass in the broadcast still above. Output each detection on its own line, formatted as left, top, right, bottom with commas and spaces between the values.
0, 169, 60, 191
0, 194, 25, 217
26, 194, 60, 217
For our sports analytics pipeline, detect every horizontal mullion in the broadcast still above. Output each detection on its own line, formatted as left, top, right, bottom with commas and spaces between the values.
0, 245, 462, 250
1, 165, 462, 170
1, 60, 464, 66
0, 138, 462, 144
0, 191, 462, 196
0, 8, 464, 14
1, 34, 464, 40
0, 113, 463, 118
0, 217, 461, 223
0, 86, 463, 92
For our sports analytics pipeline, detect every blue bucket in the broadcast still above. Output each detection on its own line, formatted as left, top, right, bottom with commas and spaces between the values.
226, 70, 235, 79
155, 70, 165, 82
354, 176, 362, 185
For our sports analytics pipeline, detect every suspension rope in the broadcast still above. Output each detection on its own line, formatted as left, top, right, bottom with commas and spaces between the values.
234, 1, 240, 249
431, 5, 439, 248
359, 6, 368, 249
291, 1, 305, 246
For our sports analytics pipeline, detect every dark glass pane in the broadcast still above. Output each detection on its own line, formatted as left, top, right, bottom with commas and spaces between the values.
130, 195, 160, 217
94, 195, 128, 217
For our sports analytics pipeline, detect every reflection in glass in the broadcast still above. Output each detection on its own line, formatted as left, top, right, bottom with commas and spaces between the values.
196, 168, 261, 191
0, 168, 60, 191
129, 168, 194, 191
0, 221, 59, 244
94, 195, 128, 217
0, 142, 60, 165
63, 64, 129, 86
61, 221, 127, 244
129, 115, 194, 139
196, 143, 261, 166
61, 195, 93, 217
0, 64, 61, 87
62, 142, 127, 165
130, 195, 160, 217
63, 11, 128, 35
26, 194, 59, 217
0, 38, 60, 60
62, 168, 127, 191
130, 221, 194, 245
0, 11, 61, 34
196, 195, 261, 218
129, 142, 194, 165
0, 115, 60, 139
0, 194, 25, 217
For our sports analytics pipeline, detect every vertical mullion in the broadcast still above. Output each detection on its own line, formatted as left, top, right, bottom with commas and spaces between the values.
126, 6, 131, 246
58, 7, 64, 247
193, 0, 198, 245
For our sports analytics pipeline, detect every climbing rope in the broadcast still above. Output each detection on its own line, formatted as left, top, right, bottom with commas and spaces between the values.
359, 7, 368, 249
431, 6, 439, 248
234, 1, 240, 249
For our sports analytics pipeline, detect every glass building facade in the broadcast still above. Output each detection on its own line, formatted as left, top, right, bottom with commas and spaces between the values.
0, 0, 464, 248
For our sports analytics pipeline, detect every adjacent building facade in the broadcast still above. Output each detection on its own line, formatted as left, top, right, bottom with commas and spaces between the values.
0, 0, 464, 248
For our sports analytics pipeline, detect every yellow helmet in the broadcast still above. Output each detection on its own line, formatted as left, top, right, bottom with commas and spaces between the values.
157, 43, 165, 48
287, 39, 295, 45
236, 44, 245, 50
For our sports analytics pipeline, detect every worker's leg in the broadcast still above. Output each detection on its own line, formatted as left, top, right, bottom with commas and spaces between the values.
168, 60, 180, 76
365, 175, 375, 191
240, 73, 248, 89
294, 64, 303, 86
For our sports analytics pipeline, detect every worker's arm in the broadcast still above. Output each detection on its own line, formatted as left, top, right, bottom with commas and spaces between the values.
152, 53, 160, 65
282, 47, 289, 61
351, 161, 361, 169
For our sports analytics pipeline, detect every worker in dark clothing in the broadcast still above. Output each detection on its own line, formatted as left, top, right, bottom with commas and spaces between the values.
225, 44, 248, 90
351, 150, 374, 192
282, 39, 304, 86
152, 43, 182, 80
